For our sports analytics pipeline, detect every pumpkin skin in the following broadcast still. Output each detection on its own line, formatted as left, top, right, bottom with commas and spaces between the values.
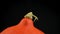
1, 18, 45, 34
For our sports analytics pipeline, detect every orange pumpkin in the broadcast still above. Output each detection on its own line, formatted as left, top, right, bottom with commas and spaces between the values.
1, 12, 45, 34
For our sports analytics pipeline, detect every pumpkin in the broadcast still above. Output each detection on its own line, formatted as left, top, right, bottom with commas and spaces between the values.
1, 12, 44, 34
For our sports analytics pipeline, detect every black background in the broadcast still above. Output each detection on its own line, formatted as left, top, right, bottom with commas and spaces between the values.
0, 0, 56, 34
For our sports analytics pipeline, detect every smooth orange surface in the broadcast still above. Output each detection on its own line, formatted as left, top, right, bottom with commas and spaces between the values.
1, 18, 45, 34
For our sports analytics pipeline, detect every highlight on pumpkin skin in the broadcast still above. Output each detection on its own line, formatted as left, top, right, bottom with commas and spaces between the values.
1, 12, 45, 34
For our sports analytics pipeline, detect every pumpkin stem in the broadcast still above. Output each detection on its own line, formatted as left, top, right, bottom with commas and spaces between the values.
24, 12, 38, 22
